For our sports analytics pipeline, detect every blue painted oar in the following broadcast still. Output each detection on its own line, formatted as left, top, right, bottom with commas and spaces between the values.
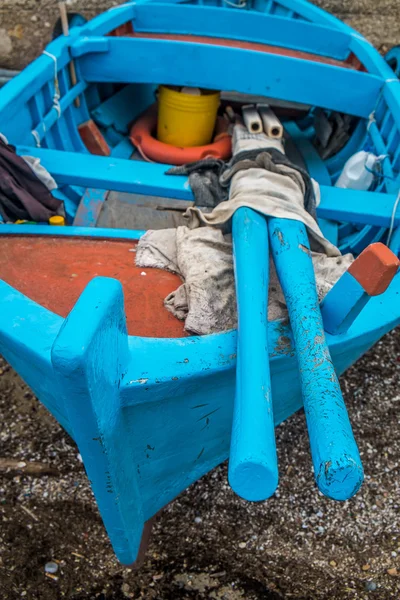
268, 217, 363, 501
228, 207, 279, 501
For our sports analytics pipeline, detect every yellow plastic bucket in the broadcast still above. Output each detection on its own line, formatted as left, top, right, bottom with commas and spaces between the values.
157, 85, 220, 147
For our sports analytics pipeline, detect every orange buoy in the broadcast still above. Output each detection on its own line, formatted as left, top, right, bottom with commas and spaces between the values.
129, 104, 232, 165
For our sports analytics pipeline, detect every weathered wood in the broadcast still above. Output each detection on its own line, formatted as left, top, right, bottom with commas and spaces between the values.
0, 459, 59, 478
268, 217, 363, 500
229, 208, 278, 501
78, 120, 110, 156
73, 188, 108, 227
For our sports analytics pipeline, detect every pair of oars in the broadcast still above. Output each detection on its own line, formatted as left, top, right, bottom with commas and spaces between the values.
229, 207, 364, 502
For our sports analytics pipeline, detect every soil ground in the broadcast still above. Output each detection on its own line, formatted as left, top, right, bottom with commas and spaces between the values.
1, 328, 400, 600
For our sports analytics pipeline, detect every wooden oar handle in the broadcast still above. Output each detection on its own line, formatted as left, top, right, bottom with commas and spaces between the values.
228, 207, 278, 501
268, 217, 363, 500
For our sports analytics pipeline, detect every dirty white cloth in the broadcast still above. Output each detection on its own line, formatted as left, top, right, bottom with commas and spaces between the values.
21, 155, 58, 191
136, 226, 237, 334
136, 226, 353, 334
136, 124, 353, 334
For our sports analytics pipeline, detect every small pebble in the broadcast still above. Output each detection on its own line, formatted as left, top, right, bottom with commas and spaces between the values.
140, 272, 147, 276
330, 561, 337, 567
238, 542, 246, 549
365, 581, 377, 592
387, 567, 398, 576
45, 562, 59, 574
362, 564, 371, 571
194, 516, 202, 524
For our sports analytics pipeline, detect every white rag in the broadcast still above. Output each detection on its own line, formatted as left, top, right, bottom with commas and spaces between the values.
136, 226, 353, 334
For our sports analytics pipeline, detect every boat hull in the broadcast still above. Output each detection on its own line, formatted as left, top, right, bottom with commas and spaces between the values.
1, 0, 400, 565
0, 266, 398, 563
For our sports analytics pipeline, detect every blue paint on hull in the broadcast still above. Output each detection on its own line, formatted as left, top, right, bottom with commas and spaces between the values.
0, 0, 400, 565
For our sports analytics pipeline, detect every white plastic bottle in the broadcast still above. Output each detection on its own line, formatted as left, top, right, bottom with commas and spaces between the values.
335, 151, 378, 190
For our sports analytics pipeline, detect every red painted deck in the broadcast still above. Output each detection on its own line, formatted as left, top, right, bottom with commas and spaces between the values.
0, 236, 187, 338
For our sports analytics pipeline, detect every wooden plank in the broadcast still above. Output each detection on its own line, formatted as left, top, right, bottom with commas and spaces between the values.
16, 146, 191, 200
0, 224, 144, 240
383, 81, 400, 147
73, 36, 383, 118
73, 188, 108, 226
318, 187, 400, 228
133, 3, 352, 60
35, 81, 88, 141
16, 146, 400, 228
91, 83, 157, 134
318, 218, 339, 246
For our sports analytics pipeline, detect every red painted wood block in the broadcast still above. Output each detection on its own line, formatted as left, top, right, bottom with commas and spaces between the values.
78, 120, 111, 157
348, 242, 400, 296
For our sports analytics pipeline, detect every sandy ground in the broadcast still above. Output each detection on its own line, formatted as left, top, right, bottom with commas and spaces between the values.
0, 327, 400, 600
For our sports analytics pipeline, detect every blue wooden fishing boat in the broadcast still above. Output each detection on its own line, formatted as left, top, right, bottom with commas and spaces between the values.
0, 0, 399, 565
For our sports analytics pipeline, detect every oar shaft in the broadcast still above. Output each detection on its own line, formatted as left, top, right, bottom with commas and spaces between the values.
229, 207, 278, 501
268, 217, 363, 500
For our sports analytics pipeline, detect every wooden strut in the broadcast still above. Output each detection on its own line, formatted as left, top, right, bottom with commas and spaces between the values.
58, 1, 81, 108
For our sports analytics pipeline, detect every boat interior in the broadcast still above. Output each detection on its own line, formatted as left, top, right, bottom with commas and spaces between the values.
0, 0, 400, 336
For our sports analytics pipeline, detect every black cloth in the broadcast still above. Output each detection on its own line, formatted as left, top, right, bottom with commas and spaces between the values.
0, 138, 62, 222
167, 147, 316, 219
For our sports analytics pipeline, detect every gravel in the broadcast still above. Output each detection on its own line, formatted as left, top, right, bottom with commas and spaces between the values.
0, 327, 399, 599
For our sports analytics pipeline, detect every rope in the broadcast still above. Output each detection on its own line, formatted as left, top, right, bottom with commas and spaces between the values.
43, 50, 61, 118
223, 0, 247, 7
31, 130, 41, 147
364, 153, 395, 181
367, 111, 376, 131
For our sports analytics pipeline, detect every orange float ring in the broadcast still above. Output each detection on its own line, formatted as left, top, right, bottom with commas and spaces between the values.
129, 104, 232, 165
